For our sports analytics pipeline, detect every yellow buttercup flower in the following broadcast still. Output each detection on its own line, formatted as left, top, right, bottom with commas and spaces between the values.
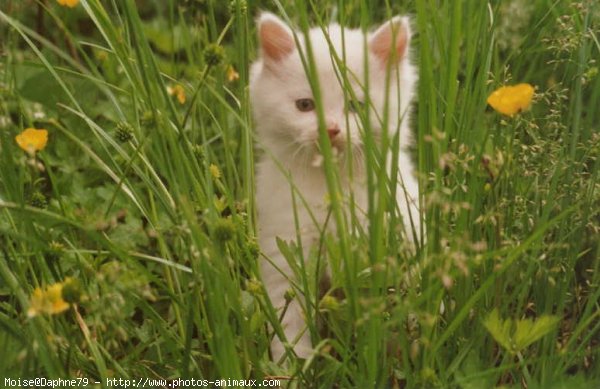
487, 83, 534, 116
15, 128, 48, 154
167, 84, 186, 105
57, 0, 79, 7
226, 65, 240, 82
27, 280, 72, 318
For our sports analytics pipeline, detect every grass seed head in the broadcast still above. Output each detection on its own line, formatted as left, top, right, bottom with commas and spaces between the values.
29, 191, 47, 209
115, 122, 134, 143
204, 44, 225, 66
213, 218, 236, 242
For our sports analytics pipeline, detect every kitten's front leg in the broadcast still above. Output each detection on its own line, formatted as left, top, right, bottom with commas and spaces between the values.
260, 243, 313, 361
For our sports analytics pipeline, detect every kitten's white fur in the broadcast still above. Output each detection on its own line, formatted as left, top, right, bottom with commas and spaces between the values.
250, 13, 420, 361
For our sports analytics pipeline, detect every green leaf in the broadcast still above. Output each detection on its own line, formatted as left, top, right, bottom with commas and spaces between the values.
514, 314, 560, 351
482, 308, 514, 352
143, 20, 199, 55
483, 308, 560, 354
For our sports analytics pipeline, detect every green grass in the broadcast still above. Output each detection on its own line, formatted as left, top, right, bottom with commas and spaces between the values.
0, 0, 599, 387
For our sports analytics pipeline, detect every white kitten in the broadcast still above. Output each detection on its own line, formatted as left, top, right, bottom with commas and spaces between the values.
250, 13, 420, 361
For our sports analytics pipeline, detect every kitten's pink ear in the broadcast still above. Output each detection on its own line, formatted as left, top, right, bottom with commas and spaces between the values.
258, 13, 295, 62
369, 16, 410, 65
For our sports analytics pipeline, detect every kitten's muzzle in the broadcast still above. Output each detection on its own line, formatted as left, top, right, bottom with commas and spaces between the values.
327, 127, 340, 140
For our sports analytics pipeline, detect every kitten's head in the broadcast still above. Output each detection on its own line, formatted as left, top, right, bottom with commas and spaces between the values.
250, 13, 416, 164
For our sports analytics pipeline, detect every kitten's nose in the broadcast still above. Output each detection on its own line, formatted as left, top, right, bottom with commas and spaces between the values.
327, 127, 341, 140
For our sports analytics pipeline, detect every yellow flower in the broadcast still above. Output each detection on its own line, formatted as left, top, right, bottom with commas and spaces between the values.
487, 83, 535, 116
226, 65, 240, 82
15, 128, 48, 154
27, 280, 72, 318
209, 163, 221, 179
167, 84, 186, 104
57, 0, 79, 7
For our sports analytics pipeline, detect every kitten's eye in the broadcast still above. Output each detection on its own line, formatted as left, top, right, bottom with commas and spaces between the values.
295, 98, 315, 112
348, 100, 365, 113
